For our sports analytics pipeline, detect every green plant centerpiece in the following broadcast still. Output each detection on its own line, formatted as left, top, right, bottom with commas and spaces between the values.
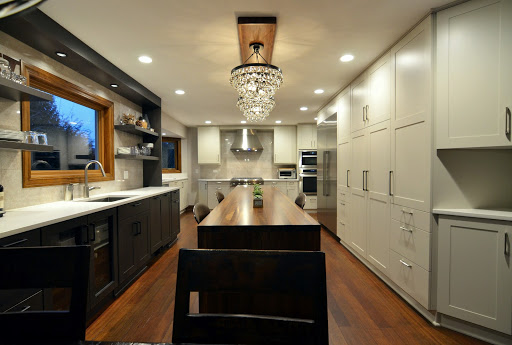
252, 183, 263, 208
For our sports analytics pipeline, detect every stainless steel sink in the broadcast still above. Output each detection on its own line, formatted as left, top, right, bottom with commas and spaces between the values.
78, 196, 131, 202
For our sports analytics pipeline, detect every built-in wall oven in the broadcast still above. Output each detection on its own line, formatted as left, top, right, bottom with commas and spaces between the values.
299, 168, 317, 195
299, 150, 317, 169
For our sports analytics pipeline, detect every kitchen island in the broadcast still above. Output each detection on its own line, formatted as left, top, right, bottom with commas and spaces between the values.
197, 185, 320, 251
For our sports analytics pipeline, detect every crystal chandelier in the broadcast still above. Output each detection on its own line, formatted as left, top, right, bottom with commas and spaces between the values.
230, 43, 283, 122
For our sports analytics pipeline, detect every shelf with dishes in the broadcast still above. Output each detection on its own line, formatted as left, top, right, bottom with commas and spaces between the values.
115, 154, 159, 161
114, 124, 159, 138
0, 76, 52, 102
0, 139, 53, 152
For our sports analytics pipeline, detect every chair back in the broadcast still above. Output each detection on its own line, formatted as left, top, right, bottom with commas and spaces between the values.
215, 191, 224, 203
0, 245, 90, 344
295, 193, 306, 209
193, 203, 210, 224
172, 248, 328, 345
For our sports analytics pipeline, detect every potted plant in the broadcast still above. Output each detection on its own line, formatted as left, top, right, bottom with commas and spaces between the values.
252, 183, 263, 208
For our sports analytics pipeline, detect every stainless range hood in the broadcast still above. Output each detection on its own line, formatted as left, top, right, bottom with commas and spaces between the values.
230, 129, 263, 152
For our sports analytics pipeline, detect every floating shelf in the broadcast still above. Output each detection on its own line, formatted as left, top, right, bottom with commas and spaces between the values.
0, 140, 53, 152
114, 125, 159, 137
0, 77, 52, 101
115, 154, 159, 161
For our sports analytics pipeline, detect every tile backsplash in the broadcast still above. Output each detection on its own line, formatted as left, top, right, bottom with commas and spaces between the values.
200, 131, 289, 179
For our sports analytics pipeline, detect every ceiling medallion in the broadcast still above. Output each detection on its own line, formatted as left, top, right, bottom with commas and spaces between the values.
230, 43, 283, 122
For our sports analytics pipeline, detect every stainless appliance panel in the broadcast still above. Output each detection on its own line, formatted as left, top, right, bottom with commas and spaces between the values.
299, 168, 317, 195
317, 113, 337, 234
299, 150, 317, 168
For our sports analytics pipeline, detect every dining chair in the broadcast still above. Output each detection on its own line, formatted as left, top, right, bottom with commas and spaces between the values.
0, 245, 90, 344
193, 203, 210, 224
295, 192, 306, 209
172, 248, 328, 345
215, 190, 224, 203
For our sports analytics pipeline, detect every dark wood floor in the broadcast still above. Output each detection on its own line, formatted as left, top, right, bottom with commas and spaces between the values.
86, 211, 487, 345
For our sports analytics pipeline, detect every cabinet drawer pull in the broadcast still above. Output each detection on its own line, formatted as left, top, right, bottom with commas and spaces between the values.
399, 259, 412, 268
132, 202, 142, 207
505, 232, 510, 256
400, 226, 413, 233
401, 208, 413, 215
389, 171, 393, 196
20, 305, 31, 312
90, 223, 96, 242
1, 238, 28, 247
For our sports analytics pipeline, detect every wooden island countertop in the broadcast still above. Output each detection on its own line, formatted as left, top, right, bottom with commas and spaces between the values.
198, 185, 321, 251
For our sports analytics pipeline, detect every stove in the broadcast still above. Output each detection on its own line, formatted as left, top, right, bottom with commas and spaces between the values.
230, 177, 264, 187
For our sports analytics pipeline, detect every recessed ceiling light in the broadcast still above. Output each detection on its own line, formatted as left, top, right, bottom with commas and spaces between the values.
225, 138, 229, 141
241, 120, 247, 124
138, 55, 152, 63
340, 54, 354, 62
162, 133, 166, 135
300, 107, 308, 111
175, 90, 185, 95
110, 84, 118, 88
16, 110, 20, 114
314, 117, 318, 120
205, 120, 212, 124
314, 89, 324, 94
55, 52, 67, 57
275, 120, 282, 124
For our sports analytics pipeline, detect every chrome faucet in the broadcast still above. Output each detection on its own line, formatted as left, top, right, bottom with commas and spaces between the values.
84, 160, 106, 198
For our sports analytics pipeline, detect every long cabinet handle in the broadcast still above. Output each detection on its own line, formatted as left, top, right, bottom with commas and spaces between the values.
1, 238, 28, 247
90, 223, 96, 242
389, 171, 393, 196
362, 171, 365, 191
365, 170, 369, 191
505, 232, 510, 256
347, 170, 350, 187
400, 226, 413, 233
365, 105, 369, 121
400, 259, 412, 268
506, 107, 511, 135
362, 106, 365, 123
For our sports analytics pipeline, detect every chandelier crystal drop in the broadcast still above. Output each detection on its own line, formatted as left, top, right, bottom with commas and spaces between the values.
230, 43, 283, 122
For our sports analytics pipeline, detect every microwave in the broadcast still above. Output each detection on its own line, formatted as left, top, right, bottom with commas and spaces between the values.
299, 150, 317, 168
278, 168, 297, 179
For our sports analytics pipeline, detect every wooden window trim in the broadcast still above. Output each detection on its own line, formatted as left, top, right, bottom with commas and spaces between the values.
162, 137, 181, 173
21, 62, 115, 188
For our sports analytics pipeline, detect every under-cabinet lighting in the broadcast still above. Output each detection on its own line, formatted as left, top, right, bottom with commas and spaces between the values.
55, 52, 67, 57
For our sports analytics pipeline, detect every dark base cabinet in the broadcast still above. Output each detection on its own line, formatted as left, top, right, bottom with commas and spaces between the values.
150, 192, 173, 254
171, 189, 180, 240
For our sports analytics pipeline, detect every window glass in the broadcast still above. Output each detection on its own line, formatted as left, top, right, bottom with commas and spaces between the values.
162, 141, 176, 169
29, 95, 98, 170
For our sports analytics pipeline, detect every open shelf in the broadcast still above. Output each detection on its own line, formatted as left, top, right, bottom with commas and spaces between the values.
0, 77, 52, 101
114, 124, 159, 138
0, 140, 53, 152
115, 154, 159, 161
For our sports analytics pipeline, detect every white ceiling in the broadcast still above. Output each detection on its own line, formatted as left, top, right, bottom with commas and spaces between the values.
39, 0, 452, 127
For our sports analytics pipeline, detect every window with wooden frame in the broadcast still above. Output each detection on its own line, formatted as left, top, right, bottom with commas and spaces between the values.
162, 137, 181, 173
21, 62, 115, 188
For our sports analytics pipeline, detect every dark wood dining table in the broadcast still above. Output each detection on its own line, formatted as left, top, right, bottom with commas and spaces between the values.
197, 185, 321, 251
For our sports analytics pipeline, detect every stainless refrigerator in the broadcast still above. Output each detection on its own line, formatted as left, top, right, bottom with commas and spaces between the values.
317, 113, 337, 235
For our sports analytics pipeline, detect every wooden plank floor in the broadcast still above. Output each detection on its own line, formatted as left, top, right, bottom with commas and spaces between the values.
86, 211, 487, 344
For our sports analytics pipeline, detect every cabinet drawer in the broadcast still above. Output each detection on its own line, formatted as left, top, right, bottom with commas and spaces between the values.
389, 249, 430, 309
0, 229, 40, 247
391, 204, 431, 232
390, 219, 431, 270
118, 198, 150, 220
287, 181, 296, 188
4, 290, 43, 313
337, 200, 349, 223
304, 195, 317, 210
338, 186, 349, 202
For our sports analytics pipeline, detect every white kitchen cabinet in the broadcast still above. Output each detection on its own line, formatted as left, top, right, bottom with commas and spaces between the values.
350, 73, 368, 133
337, 87, 351, 142
390, 16, 432, 213
274, 126, 297, 164
437, 215, 512, 335
168, 179, 188, 212
304, 195, 317, 210
286, 181, 298, 200
207, 181, 231, 209
297, 124, 317, 149
198, 127, 221, 164
268, 181, 288, 197
337, 136, 351, 201
198, 181, 208, 205
436, 0, 512, 149
367, 52, 391, 126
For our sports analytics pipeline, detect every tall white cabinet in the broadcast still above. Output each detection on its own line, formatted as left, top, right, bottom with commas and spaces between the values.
274, 126, 297, 164
197, 127, 221, 164
436, 0, 512, 149
297, 124, 317, 149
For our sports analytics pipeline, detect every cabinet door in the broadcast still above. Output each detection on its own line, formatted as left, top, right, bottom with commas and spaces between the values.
391, 16, 432, 213
198, 127, 221, 164
337, 87, 351, 141
171, 190, 181, 240
349, 129, 367, 256
367, 53, 391, 126
198, 181, 208, 205
436, 0, 512, 148
351, 74, 368, 132
367, 121, 391, 274
337, 137, 351, 200
208, 182, 224, 208
161, 193, 172, 245
274, 126, 297, 164
117, 215, 137, 284
150, 195, 163, 253
179, 180, 188, 211
438, 216, 512, 335
297, 124, 314, 150
134, 211, 150, 268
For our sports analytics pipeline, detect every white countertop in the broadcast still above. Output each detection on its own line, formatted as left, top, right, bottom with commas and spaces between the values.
198, 178, 299, 182
0, 187, 179, 239
433, 208, 512, 222
162, 177, 188, 182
